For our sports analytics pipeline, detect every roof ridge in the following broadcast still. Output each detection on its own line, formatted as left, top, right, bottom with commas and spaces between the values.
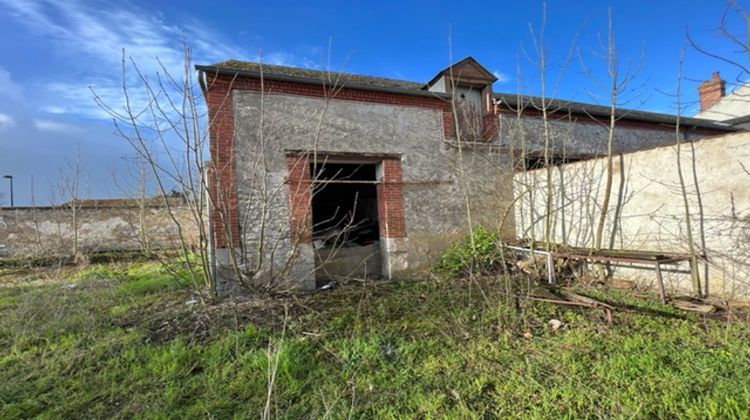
209, 59, 425, 90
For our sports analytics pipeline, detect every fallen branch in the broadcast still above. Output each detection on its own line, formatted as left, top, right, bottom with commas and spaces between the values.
518, 294, 613, 326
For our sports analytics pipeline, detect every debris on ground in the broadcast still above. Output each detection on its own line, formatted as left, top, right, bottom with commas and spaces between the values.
727, 300, 750, 309
609, 278, 636, 289
670, 298, 717, 314
548, 319, 563, 331
516, 255, 547, 277
519, 290, 614, 326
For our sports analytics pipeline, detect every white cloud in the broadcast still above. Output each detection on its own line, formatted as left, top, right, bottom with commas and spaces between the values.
45, 80, 113, 120
0, 68, 23, 102
492, 70, 511, 84
42, 105, 67, 114
0, 0, 311, 120
0, 113, 16, 129
33, 118, 78, 133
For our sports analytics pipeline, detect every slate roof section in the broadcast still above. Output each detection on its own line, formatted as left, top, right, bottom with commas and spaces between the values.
723, 114, 750, 127
494, 93, 738, 132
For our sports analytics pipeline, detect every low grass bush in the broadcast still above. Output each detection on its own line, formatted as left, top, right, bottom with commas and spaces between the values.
436, 225, 503, 277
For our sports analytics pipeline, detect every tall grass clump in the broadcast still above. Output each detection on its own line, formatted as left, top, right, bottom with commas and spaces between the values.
435, 226, 502, 278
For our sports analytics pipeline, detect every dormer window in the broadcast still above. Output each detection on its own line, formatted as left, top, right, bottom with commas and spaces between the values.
424, 57, 499, 141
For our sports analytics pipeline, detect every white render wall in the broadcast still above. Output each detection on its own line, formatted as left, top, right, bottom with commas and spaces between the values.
514, 131, 750, 299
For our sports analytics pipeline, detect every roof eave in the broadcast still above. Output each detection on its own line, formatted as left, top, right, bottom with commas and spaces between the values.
195, 64, 452, 100
424, 56, 498, 89
723, 114, 750, 126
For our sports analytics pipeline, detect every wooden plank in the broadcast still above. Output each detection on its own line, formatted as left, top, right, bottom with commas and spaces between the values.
562, 291, 615, 310
552, 252, 689, 265
671, 299, 716, 313
284, 149, 402, 160
655, 262, 667, 304
547, 253, 556, 285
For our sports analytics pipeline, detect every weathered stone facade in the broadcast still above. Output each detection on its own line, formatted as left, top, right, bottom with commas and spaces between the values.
219, 90, 514, 293
500, 114, 690, 157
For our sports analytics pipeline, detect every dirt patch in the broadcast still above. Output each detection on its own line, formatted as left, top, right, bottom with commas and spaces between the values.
129, 279, 403, 344
139, 295, 303, 343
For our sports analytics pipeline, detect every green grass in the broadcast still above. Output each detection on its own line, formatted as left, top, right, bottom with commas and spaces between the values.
1, 263, 749, 418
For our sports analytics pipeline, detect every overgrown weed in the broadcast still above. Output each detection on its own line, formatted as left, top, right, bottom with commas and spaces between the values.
1, 261, 749, 418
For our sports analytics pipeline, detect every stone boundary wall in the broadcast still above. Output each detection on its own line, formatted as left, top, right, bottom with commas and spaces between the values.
514, 131, 750, 299
0, 201, 198, 258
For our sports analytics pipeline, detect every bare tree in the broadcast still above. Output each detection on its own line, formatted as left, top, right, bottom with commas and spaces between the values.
577, 9, 646, 279
56, 146, 85, 261
521, 2, 581, 250
673, 49, 703, 296
95, 42, 386, 298
111, 156, 155, 256
687, 1, 750, 90
593, 10, 620, 252
94, 46, 216, 299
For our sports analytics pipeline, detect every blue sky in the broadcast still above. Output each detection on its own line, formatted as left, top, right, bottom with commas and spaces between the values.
0, 0, 747, 205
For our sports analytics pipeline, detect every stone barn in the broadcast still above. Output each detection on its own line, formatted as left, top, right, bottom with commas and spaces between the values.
197, 57, 734, 295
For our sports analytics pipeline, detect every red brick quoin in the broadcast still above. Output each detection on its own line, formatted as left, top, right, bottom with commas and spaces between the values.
286, 155, 313, 243
205, 76, 241, 248
377, 158, 407, 239
202, 72, 444, 248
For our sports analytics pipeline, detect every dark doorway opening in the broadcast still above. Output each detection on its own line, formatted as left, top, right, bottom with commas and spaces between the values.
310, 162, 381, 283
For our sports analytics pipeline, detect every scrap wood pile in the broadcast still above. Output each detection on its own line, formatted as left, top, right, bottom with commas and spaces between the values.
514, 254, 586, 282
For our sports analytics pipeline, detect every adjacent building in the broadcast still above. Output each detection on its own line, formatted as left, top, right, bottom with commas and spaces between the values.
696, 72, 750, 129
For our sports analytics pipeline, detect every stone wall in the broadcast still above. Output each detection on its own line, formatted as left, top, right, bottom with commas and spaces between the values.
514, 131, 750, 299
0, 202, 197, 258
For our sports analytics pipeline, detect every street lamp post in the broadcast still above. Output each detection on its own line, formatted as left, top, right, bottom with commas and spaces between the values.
3, 175, 13, 207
